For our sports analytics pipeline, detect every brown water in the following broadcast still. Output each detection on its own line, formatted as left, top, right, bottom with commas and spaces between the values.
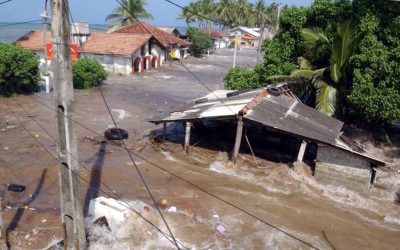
0, 49, 399, 249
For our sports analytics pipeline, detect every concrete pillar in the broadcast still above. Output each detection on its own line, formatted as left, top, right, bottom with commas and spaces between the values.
232, 116, 244, 163
297, 140, 307, 162
184, 121, 192, 154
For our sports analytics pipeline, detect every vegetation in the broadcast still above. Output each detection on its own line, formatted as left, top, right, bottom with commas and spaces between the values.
0, 44, 40, 96
224, 0, 400, 127
187, 27, 213, 57
72, 58, 107, 89
179, 0, 280, 29
105, 0, 153, 26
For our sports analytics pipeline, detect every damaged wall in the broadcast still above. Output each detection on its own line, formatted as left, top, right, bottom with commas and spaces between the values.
315, 145, 372, 192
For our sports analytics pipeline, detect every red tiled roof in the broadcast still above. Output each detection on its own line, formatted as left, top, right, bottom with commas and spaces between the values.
200, 29, 225, 38
114, 22, 191, 48
81, 32, 151, 55
241, 33, 258, 40
15, 30, 51, 51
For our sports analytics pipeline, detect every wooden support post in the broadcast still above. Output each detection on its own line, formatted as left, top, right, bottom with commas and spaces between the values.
51, 0, 86, 249
297, 140, 307, 162
184, 121, 191, 154
232, 117, 244, 163
162, 123, 167, 141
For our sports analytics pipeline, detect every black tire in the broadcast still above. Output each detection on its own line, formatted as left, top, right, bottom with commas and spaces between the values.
104, 128, 129, 140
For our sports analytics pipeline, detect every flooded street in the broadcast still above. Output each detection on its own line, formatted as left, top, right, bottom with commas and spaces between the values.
0, 48, 399, 249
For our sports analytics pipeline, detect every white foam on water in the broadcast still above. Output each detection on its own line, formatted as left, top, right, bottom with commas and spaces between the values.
209, 161, 292, 196
384, 215, 400, 226
161, 150, 178, 162
111, 109, 131, 120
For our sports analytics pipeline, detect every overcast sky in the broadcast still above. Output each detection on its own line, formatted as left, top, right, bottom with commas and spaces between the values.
0, 0, 313, 26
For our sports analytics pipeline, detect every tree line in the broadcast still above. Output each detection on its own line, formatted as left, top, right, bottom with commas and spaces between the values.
179, 0, 280, 30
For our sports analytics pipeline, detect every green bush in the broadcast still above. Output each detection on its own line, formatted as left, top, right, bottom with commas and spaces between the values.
72, 58, 107, 89
0, 44, 40, 96
224, 67, 262, 90
187, 27, 213, 57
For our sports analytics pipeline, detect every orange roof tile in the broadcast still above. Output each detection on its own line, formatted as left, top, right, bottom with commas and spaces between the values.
200, 29, 225, 38
81, 32, 151, 55
15, 30, 51, 51
114, 22, 191, 48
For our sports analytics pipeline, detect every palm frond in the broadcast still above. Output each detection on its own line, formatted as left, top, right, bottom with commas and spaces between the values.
301, 28, 329, 50
331, 20, 357, 68
329, 63, 340, 83
315, 80, 337, 116
298, 57, 313, 70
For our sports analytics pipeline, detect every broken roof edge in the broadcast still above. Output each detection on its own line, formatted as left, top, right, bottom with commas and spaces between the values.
149, 115, 237, 124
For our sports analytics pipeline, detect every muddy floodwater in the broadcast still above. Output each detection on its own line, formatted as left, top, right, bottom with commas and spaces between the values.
0, 49, 399, 249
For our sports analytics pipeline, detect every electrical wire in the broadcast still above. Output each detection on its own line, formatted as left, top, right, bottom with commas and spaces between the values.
64, 3, 181, 249
3, 98, 190, 249
29, 94, 320, 250
0, 0, 12, 5
0, 19, 42, 28
163, 0, 232, 28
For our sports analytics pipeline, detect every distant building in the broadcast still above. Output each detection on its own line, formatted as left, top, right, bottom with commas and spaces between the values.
225, 26, 262, 48
200, 29, 228, 49
80, 32, 154, 75
114, 22, 191, 61
156, 26, 181, 37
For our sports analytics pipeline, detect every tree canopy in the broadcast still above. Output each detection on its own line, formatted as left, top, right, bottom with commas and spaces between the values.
225, 0, 400, 127
105, 0, 153, 26
179, 0, 279, 29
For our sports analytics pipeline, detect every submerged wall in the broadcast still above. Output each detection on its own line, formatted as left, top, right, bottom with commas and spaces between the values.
315, 145, 372, 192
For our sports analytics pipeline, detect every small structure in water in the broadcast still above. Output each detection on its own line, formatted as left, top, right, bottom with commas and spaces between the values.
150, 83, 388, 192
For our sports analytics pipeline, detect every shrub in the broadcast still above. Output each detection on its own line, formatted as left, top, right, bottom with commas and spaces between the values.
0, 44, 40, 96
224, 67, 263, 90
72, 58, 107, 89
187, 27, 213, 57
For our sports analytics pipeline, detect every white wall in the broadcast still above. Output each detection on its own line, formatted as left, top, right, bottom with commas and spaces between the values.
150, 43, 165, 65
84, 53, 132, 75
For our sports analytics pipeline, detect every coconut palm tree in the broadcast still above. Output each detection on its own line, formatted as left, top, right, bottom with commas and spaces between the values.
236, 0, 251, 26
215, 0, 236, 28
105, 0, 153, 26
253, 0, 269, 27
269, 21, 358, 116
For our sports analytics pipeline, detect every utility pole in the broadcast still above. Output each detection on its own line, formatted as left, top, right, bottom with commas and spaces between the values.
276, 5, 281, 32
233, 32, 238, 68
51, 0, 86, 249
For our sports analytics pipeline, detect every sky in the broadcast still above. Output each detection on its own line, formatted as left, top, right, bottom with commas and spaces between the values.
0, 0, 313, 26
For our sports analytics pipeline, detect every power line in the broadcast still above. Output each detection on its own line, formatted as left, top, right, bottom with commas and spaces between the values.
66, 3, 181, 249
0, 19, 42, 28
4, 98, 189, 249
0, 0, 12, 5
163, 0, 232, 28
29, 94, 320, 250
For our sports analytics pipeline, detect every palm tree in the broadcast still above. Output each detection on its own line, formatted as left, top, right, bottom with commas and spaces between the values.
105, 0, 153, 26
269, 21, 358, 116
236, 0, 251, 26
253, 0, 269, 27
215, 0, 236, 28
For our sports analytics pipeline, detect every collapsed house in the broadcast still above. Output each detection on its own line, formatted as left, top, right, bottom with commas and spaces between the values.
150, 84, 388, 192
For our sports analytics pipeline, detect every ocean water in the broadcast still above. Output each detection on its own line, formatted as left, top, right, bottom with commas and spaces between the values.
0, 22, 109, 43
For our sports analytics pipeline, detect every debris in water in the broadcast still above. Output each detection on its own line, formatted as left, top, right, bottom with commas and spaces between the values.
213, 214, 219, 218
41, 219, 47, 223
93, 216, 111, 231
158, 198, 169, 208
215, 225, 226, 234
4, 147, 8, 150
225, 161, 234, 169
143, 206, 151, 212
7, 183, 26, 192
167, 206, 177, 213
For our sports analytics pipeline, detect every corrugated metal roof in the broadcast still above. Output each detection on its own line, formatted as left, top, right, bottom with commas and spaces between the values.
243, 94, 343, 145
150, 89, 261, 123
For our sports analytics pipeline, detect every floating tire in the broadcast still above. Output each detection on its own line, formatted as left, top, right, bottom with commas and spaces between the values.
104, 128, 129, 140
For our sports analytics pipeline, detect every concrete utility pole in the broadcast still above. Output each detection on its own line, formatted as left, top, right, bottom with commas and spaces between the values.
233, 32, 238, 68
51, 0, 86, 249
276, 5, 281, 32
